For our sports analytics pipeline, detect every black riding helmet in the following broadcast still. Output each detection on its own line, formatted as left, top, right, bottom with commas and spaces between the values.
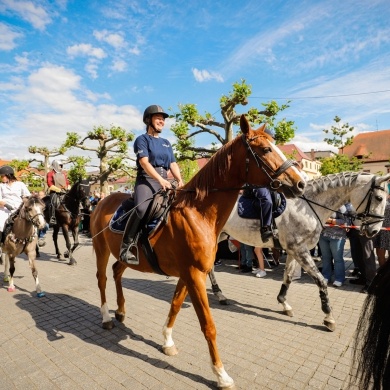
0, 165, 14, 176
143, 105, 169, 125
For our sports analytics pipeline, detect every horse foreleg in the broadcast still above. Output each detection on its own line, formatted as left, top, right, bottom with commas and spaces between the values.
208, 266, 228, 305
3, 252, 10, 282
162, 278, 188, 356
301, 257, 335, 332
67, 228, 80, 266
112, 260, 127, 325
27, 247, 45, 297
7, 254, 16, 292
52, 226, 63, 260
96, 246, 114, 329
186, 270, 235, 390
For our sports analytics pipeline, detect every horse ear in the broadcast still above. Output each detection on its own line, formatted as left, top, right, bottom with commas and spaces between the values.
376, 173, 390, 184
240, 115, 250, 135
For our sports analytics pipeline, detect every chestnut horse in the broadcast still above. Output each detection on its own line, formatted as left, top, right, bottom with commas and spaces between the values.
2, 195, 47, 296
90, 115, 306, 389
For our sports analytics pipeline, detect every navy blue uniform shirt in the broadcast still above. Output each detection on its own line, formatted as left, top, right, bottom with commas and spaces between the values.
134, 133, 176, 171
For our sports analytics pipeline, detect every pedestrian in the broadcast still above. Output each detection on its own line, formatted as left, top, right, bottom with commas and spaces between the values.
373, 193, 390, 267
253, 247, 267, 278
37, 190, 49, 247
239, 243, 255, 273
119, 105, 183, 265
319, 205, 348, 287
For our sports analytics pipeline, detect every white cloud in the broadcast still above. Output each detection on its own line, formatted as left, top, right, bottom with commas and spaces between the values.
67, 44, 106, 59
93, 30, 126, 49
192, 68, 224, 83
0, 0, 52, 30
111, 58, 127, 72
0, 22, 23, 50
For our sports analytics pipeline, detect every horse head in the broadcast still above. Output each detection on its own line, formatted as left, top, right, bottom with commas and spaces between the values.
352, 173, 390, 238
240, 115, 306, 198
22, 196, 47, 230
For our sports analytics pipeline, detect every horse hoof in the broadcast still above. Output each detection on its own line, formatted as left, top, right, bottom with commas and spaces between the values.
37, 292, 46, 298
324, 320, 336, 332
218, 384, 236, 390
64, 252, 69, 258
58, 257, 66, 261
102, 321, 114, 330
162, 345, 178, 356
284, 310, 294, 317
3, 276, 10, 283
68, 260, 77, 266
219, 299, 229, 305
115, 312, 125, 323
7, 286, 16, 292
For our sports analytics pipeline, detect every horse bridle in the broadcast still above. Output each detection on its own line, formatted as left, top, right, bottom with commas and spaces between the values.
22, 198, 45, 228
242, 134, 296, 190
354, 177, 386, 228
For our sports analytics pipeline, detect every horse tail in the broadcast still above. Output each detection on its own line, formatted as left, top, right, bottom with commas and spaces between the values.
350, 260, 390, 390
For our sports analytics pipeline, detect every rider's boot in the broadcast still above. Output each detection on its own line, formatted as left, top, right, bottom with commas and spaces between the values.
261, 226, 273, 243
49, 205, 56, 226
119, 211, 143, 265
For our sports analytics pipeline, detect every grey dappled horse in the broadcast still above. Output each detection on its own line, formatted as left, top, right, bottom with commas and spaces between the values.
209, 172, 390, 331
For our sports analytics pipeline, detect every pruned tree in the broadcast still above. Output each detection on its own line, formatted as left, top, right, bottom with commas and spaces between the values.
170, 79, 296, 160
323, 115, 354, 154
62, 125, 135, 194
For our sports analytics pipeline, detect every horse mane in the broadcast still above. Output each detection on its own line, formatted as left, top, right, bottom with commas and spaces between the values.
304, 171, 362, 195
175, 138, 236, 208
350, 259, 390, 389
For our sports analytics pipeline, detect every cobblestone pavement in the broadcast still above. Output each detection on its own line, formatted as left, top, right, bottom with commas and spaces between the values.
0, 233, 366, 390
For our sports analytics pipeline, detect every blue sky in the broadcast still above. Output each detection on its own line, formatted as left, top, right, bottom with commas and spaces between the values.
1, 0, 390, 164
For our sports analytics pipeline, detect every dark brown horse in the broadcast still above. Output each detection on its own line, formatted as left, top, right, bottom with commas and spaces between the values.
2, 195, 47, 296
44, 180, 90, 265
90, 115, 306, 389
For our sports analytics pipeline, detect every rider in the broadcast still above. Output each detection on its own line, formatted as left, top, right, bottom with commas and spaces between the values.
46, 160, 69, 225
119, 104, 183, 265
0, 165, 31, 246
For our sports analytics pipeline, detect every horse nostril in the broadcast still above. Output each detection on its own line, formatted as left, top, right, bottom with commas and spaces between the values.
298, 181, 306, 190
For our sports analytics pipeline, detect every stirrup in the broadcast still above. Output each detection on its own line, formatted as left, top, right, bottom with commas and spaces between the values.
120, 244, 139, 265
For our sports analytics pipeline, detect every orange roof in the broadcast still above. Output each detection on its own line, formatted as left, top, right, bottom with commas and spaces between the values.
278, 144, 312, 161
342, 130, 390, 162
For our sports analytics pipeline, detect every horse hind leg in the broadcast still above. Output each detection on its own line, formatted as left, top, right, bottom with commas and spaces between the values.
6, 254, 16, 292
162, 278, 188, 356
208, 267, 228, 305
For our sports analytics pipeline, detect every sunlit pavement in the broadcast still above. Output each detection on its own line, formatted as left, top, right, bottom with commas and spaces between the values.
0, 234, 364, 389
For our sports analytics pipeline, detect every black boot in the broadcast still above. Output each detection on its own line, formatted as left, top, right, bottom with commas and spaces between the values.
261, 226, 273, 242
49, 205, 56, 226
119, 211, 143, 265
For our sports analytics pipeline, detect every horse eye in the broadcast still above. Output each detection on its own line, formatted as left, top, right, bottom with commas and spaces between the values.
376, 196, 383, 201
263, 147, 272, 153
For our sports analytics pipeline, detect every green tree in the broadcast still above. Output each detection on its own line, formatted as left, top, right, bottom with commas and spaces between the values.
319, 154, 363, 175
170, 79, 296, 160
323, 115, 354, 154
321, 115, 362, 174
62, 125, 135, 194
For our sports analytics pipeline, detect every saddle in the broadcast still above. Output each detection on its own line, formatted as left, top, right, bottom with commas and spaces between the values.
110, 181, 178, 275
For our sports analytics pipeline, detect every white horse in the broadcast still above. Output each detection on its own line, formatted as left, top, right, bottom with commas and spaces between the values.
2, 196, 47, 297
209, 172, 390, 331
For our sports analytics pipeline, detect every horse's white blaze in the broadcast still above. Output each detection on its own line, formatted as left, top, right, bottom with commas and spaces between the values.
211, 363, 235, 388
269, 141, 305, 182
100, 303, 111, 323
162, 320, 174, 348
32, 203, 46, 229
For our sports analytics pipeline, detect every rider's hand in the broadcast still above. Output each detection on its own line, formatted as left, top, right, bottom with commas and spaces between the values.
159, 179, 172, 191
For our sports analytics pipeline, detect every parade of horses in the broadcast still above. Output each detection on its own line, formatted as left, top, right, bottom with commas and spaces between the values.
1, 113, 389, 389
